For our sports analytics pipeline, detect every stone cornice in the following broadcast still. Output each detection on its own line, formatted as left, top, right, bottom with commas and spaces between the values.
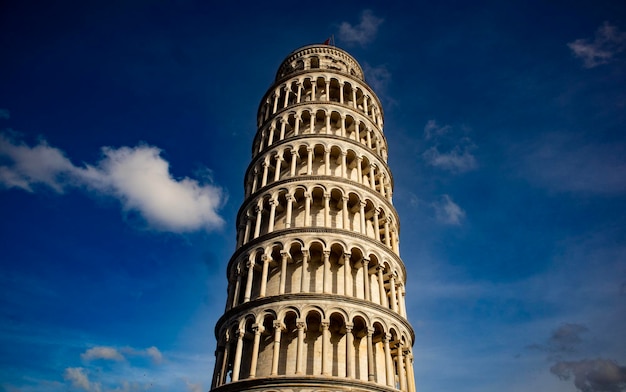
255, 100, 387, 149
276, 44, 364, 81
214, 292, 416, 344
259, 70, 385, 123
238, 174, 399, 228
226, 227, 406, 279
246, 138, 394, 197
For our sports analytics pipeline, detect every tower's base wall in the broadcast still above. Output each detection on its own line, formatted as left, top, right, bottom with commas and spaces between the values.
211, 376, 398, 392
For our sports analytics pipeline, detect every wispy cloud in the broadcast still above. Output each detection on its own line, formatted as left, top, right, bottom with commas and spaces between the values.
338, 10, 383, 46
551, 359, 626, 392
529, 323, 626, 392
80, 345, 163, 364
422, 120, 477, 173
568, 22, 626, 68
184, 379, 203, 392
363, 63, 391, 96
519, 132, 626, 195
64, 367, 101, 392
433, 194, 465, 225
81, 347, 125, 362
527, 323, 588, 360
0, 133, 225, 232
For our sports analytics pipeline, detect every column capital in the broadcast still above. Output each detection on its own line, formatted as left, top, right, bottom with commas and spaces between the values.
345, 322, 354, 332
296, 320, 306, 330
320, 320, 330, 330
252, 324, 265, 334
301, 249, 310, 258
273, 320, 285, 331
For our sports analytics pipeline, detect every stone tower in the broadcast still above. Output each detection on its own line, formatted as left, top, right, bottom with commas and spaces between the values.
210, 44, 416, 392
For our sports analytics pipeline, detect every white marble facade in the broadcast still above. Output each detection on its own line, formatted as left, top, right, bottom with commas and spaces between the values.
211, 45, 416, 392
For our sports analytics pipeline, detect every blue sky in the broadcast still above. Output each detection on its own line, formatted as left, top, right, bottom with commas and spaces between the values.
1, 1, 625, 391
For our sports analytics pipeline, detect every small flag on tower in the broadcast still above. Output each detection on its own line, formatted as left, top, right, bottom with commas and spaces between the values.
323, 35, 335, 46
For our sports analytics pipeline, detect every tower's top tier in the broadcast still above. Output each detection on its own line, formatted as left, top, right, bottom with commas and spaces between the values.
275, 44, 365, 82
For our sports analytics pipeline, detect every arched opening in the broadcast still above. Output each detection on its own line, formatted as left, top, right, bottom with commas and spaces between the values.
329, 188, 344, 229
308, 242, 324, 293
352, 316, 368, 381
310, 186, 325, 227
304, 311, 322, 375
279, 311, 299, 375
310, 56, 320, 69
256, 312, 277, 378
329, 312, 347, 376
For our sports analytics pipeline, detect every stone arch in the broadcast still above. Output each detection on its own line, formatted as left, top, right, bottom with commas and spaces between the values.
304, 308, 323, 375
327, 307, 349, 374
348, 246, 366, 300
279, 308, 300, 375
238, 315, 256, 379
372, 321, 388, 385
307, 241, 325, 293
351, 315, 369, 381
309, 185, 326, 227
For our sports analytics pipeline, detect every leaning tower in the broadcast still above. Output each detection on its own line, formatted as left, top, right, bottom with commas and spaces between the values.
210, 44, 416, 392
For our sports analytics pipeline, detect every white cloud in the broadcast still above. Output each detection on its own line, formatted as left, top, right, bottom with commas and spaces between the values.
433, 194, 465, 225
81, 346, 124, 362
363, 63, 391, 94
423, 144, 477, 173
422, 120, 477, 173
79, 145, 225, 232
0, 133, 76, 192
519, 132, 626, 195
184, 379, 203, 392
64, 368, 101, 392
80, 345, 164, 365
423, 120, 451, 140
0, 133, 225, 232
145, 346, 163, 364
568, 22, 626, 68
338, 10, 383, 46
